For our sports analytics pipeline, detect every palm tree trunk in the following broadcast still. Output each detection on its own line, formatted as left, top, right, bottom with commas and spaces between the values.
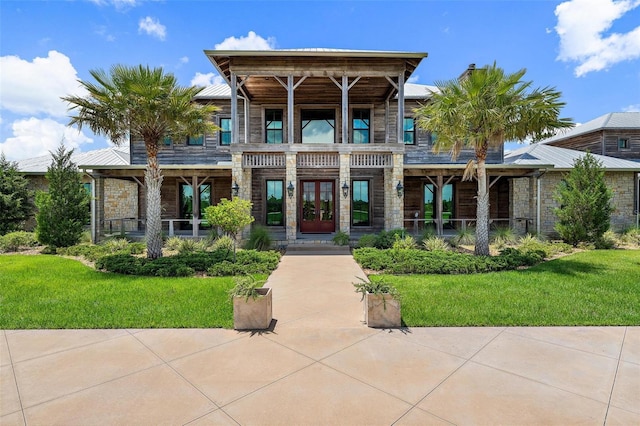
145, 145, 163, 259
475, 154, 490, 256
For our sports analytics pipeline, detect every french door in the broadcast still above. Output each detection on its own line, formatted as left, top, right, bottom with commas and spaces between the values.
300, 180, 335, 233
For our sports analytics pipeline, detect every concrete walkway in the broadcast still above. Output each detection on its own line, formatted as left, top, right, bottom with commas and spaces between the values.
2, 253, 639, 425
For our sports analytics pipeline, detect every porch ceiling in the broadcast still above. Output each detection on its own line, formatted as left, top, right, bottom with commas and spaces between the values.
205, 49, 426, 102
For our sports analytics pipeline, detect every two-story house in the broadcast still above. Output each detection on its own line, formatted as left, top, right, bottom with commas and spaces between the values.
78, 49, 639, 243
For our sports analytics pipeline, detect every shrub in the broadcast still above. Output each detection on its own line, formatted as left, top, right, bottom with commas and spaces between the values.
451, 227, 475, 246
357, 234, 378, 248
0, 231, 38, 252
422, 236, 450, 252
211, 235, 235, 252
374, 229, 407, 249
353, 247, 544, 275
392, 234, 417, 250
177, 238, 208, 255
554, 152, 613, 246
619, 227, 640, 246
95, 254, 144, 275
35, 145, 90, 248
0, 154, 35, 235
491, 226, 517, 247
96, 249, 280, 277
332, 230, 350, 246
245, 225, 272, 251
595, 230, 618, 249
102, 238, 130, 253
164, 236, 183, 251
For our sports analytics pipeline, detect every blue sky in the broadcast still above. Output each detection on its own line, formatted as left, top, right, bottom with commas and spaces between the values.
1, 0, 639, 160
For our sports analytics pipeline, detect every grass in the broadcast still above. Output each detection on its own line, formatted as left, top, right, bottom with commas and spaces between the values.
376, 250, 640, 327
0, 255, 255, 329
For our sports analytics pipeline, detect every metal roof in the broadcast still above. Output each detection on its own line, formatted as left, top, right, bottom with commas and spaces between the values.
194, 82, 437, 100
539, 112, 640, 145
17, 146, 130, 174
204, 48, 428, 59
504, 143, 640, 171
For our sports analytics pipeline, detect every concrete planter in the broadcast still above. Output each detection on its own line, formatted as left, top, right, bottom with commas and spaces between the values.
233, 287, 272, 330
364, 292, 401, 328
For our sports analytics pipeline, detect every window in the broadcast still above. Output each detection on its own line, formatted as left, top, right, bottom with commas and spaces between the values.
424, 183, 454, 227
429, 131, 437, 145
302, 109, 335, 143
163, 136, 172, 146
403, 118, 415, 144
219, 118, 231, 145
179, 183, 212, 229
352, 109, 370, 144
187, 135, 204, 146
265, 109, 283, 144
266, 180, 284, 226
352, 180, 370, 226
619, 138, 630, 150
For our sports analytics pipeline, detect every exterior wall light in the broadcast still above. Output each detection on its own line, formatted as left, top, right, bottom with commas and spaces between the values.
232, 181, 240, 197
342, 182, 350, 199
396, 181, 404, 198
287, 181, 295, 199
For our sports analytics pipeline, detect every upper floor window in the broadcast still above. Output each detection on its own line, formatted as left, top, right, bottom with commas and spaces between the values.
618, 137, 630, 150
352, 109, 370, 144
187, 135, 204, 146
163, 136, 172, 146
404, 118, 415, 144
219, 118, 231, 145
302, 109, 335, 144
265, 109, 283, 144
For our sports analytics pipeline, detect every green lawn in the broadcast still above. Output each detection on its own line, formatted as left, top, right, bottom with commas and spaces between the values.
0, 255, 240, 329
376, 250, 640, 327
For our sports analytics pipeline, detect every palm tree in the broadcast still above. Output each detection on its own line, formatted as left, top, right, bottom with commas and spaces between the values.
63, 65, 218, 259
414, 62, 573, 256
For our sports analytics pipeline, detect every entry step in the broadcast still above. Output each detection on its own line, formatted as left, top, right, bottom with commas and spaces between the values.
285, 243, 351, 255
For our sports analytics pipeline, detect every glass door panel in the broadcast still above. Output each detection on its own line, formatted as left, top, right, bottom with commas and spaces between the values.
300, 181, 335, 233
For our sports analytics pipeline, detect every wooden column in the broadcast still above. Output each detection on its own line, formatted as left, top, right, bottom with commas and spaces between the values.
397, 73, 405, 144
342, 75, 349, 144
192, 176, 199, 237
244, 97, 250, 144
230, 73, 239, 144
287, 75, 294, 144
436, 175, 444, 236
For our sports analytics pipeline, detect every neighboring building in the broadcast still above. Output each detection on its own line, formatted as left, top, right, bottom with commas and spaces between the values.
505, 144, 640, 234
26, 49, 638, 243
16, 147, 136, 236
540, 112, 640, 161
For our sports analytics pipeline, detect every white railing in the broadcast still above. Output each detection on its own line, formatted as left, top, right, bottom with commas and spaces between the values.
297, 153, 339, 168
351, 153, 392, 168
402, 218, 515, 236
102, 218, 211, 238
243, 153, 285, 168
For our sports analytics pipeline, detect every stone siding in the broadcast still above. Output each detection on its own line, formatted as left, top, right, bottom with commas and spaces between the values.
103, 179, 138, 220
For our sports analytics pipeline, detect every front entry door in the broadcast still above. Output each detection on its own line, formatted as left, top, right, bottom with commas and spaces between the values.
300, 181, 335, 233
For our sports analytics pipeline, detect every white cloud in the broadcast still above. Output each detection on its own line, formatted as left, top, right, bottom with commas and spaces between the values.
89, 0, 138, 11
555, 0, 640, 76
180, 56, 189, 64
191, 72, 224, 87
0, 50, 85, 117
214, 31, 275, 50
138, 16, 166, 41
623, 103, 640, 111
0, 117, 93, 161
407, 74, 420, 84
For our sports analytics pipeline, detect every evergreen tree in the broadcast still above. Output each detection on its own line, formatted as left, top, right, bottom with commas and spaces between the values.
0, 153, 35, 235
554, 152, 613, 246
35, 145, 90, 248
